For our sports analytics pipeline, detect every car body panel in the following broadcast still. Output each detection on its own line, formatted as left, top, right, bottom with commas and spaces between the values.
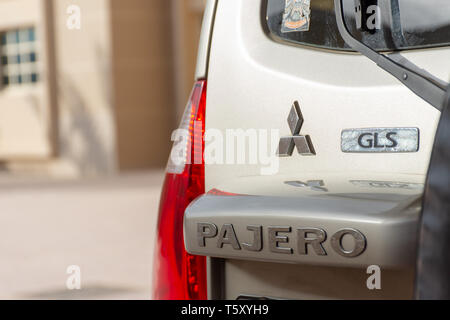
185, 193, 420, 268
195, 0, 217, 79
187, 0, 449, 299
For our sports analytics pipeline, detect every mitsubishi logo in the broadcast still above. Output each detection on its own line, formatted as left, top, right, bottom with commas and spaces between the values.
277, 101, 315, 157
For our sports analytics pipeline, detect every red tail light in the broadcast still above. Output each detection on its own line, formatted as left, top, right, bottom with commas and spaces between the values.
152, 80, 207, 300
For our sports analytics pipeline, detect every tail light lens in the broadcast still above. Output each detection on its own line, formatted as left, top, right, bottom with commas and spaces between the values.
152, 80, 207, 300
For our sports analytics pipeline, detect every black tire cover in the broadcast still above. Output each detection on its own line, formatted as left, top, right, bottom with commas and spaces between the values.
415, 87, 450, 299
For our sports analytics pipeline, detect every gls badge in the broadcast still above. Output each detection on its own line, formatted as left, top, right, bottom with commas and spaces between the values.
341, 128, 419, 153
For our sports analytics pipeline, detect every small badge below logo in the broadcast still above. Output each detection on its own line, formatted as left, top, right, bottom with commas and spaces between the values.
341, 128, 419, 153
277, 101, 315, 157
350, 180, 424, 190
285, 180, 328, 192
281, 0, 311, 33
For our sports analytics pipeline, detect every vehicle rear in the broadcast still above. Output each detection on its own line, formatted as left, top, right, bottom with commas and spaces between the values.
153, 0, 450, 300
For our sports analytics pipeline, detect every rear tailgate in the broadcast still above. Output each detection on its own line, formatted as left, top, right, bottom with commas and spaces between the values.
187, 0, 448, 299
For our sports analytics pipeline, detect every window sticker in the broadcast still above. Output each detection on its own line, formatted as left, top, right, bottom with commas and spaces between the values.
281, 0, 311, 33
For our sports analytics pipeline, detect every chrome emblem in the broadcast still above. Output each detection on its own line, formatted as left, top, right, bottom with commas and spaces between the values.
350, 180, 424, 190
277, 101, 315, 157
285, 180, 328, 192
197, 223, 367, 258
341, 128, 419, 153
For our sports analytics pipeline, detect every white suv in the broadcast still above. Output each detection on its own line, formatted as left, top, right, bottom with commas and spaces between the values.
153, 0, 450, 300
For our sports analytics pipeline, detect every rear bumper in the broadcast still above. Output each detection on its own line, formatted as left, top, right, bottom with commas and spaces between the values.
184, 193, 420, 269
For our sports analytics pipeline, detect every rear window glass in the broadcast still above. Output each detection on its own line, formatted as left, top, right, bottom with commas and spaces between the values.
266, 0, 450, 52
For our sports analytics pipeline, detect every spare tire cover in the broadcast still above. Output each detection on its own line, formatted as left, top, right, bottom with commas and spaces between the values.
416, 88, 450, 299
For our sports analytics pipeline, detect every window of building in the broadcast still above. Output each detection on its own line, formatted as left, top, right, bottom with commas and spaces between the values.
0, 27, 38, 88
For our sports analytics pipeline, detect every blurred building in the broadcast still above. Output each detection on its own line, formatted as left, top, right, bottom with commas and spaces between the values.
0, 0, 205, 177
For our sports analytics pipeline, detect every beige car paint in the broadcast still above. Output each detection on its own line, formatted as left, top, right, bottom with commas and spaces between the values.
188, 0, 449, 299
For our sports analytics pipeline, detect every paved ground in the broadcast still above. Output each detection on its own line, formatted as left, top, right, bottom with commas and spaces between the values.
0, 170, 164, 299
